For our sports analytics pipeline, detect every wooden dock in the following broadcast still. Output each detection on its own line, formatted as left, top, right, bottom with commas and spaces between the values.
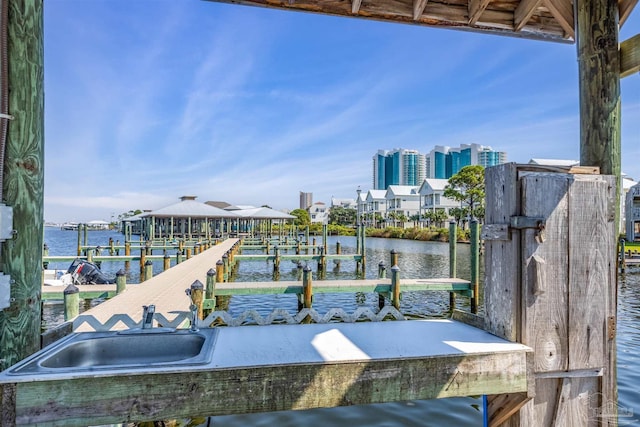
69, 239, 238, 332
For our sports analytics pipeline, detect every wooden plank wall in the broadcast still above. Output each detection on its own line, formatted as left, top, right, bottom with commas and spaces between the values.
485, 166, 617, 426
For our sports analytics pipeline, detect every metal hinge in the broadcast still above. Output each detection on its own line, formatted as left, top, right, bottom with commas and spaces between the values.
481, 216, 546, 242
608, 316, 616, 340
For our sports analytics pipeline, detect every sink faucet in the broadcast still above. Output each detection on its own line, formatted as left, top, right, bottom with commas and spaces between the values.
142, 304, 155, 329
189, 304, 199, 332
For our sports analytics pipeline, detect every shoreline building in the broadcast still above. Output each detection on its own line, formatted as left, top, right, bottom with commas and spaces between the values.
299, 191, 313, 210
426, 143, 507, 179
373, 148, 426, 190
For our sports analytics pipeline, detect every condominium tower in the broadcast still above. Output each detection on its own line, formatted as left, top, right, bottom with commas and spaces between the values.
372, 149, 426, 190
426, 143, 507, 179
299, 191, 313, 210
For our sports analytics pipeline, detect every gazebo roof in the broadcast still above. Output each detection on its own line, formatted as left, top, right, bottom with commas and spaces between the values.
206, 0, 636, 44
149, 198, 240, 218
233, 207, 296, 219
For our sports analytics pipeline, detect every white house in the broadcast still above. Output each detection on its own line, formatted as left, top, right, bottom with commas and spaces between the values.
418, 178, 459, 222
308, 202, 329, 224
385, 185, 420, 227
364, 189, 387, 228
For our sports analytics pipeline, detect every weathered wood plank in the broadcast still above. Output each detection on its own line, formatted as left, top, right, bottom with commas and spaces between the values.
468, 0, 491, 24
412, 0, 429, 20
521, 173, 569, 373
486, 392, 531, 427
620, 33, 640, 79
568, 175, 615, 371
484, 163, 520, 341
0, 0, 45, 371
619, 0, 638, 27
543, 0, 574, 39
514, 0, 542, 31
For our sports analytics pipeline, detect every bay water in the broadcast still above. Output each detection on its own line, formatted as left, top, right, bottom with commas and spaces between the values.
42, 228, 640, 426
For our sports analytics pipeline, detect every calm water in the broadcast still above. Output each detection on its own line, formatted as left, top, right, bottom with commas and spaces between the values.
42, 228, 640, 426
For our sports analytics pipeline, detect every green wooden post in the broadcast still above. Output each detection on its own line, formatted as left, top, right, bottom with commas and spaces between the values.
391, 265, 400, 309
0, 0, 44, 371
470, 219, 479, 314
323, 223, 328, 255
449, 220, 457, 311
176, 250, 183, 265
76, 226, 82, 256
360, 224, 366, 275
378, 261, 386, 309
222, 254, 229, 282
116, 269, 126, 295
63, 284, 79, 321
144, 260, 153, 282
109, 237, 114, 256
274, 245, 280, 271
620, 238, 626, 273
390, 249, 398, 267
86, 248, 93, 264
83, 223, 88, 249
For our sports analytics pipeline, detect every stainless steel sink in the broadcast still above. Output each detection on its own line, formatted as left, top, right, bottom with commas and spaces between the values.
7, 328, 218, 375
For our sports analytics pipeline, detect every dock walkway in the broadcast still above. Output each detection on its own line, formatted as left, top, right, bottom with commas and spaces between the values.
72, 239, 238, 332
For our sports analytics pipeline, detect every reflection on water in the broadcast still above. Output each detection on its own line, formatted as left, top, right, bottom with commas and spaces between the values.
41, 229, 640, 425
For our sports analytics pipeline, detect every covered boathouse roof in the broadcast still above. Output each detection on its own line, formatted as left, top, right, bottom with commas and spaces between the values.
205, 0, 636, 44
146, 196, 240, 218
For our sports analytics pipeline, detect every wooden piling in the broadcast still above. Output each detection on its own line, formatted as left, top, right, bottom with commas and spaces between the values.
139, 247, 146, 274
42, 243, 49, 269
390, 249, 398, 267
186, 248, 192, 260
391, 265, 400, 309
144, 260, 153, 282
116, 269, 126, 295
0, 0, 45, 370
163, 253, 171, 271
124, 242, 131, 269
470, 219, 479, 314
619, 238, 626, 273
77, 226, 82, 256
378, 261, 386, 309
449, 220, 457, 311
215, 259, 224, 284
63, 284, 79, 321
302, 266, 312, 308
190, 280, 204, 320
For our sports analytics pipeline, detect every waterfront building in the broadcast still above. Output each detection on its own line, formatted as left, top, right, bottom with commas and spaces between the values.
418, 178, 459, 224
364, 189, 387, 228
384, 185, 420, 228
373, 148, 426, 189
308, 202, 328, 224
331, 197, 357, 209
427, 143, 506, 179
626, 183, 640, 241
299, 191, 313, 210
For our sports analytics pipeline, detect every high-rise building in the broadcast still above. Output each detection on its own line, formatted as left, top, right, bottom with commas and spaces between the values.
426, 143, 507, 179
299, 191, 313, 210
372, 149, 426, 190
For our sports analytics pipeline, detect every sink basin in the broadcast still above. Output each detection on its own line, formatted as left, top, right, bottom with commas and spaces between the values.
6, 328, 218, 375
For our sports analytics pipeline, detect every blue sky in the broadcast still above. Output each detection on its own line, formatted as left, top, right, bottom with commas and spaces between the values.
44, 0, 639, 222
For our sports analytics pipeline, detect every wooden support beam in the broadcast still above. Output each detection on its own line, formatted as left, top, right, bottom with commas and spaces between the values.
514, 0, 542, 31
619, 0, 638, 27
413, 0, 429, 20
544, 0, 575, 39
620, 34, 640, 78
486, 392, 532, 427
351, 0, 362, 14
0, 0, 45, 371
468, 0, 491, 25
576, 0, 621, 178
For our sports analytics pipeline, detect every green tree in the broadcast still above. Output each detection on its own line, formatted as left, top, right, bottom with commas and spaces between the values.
329, 206, 356, 226
432, 209, 449, 228
289, 209, 310, 227
449, 207, 468, 228
444, 165, 485, 218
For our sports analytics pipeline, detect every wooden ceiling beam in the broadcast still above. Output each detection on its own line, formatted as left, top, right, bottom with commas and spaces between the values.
352, 0, 362, 14
413, 0, 429, 20
514, 0, 543, 31
619, 0, 639, 27
544, 0, 575, 39
620, 34, 640, 78
469, 0, 492, 25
